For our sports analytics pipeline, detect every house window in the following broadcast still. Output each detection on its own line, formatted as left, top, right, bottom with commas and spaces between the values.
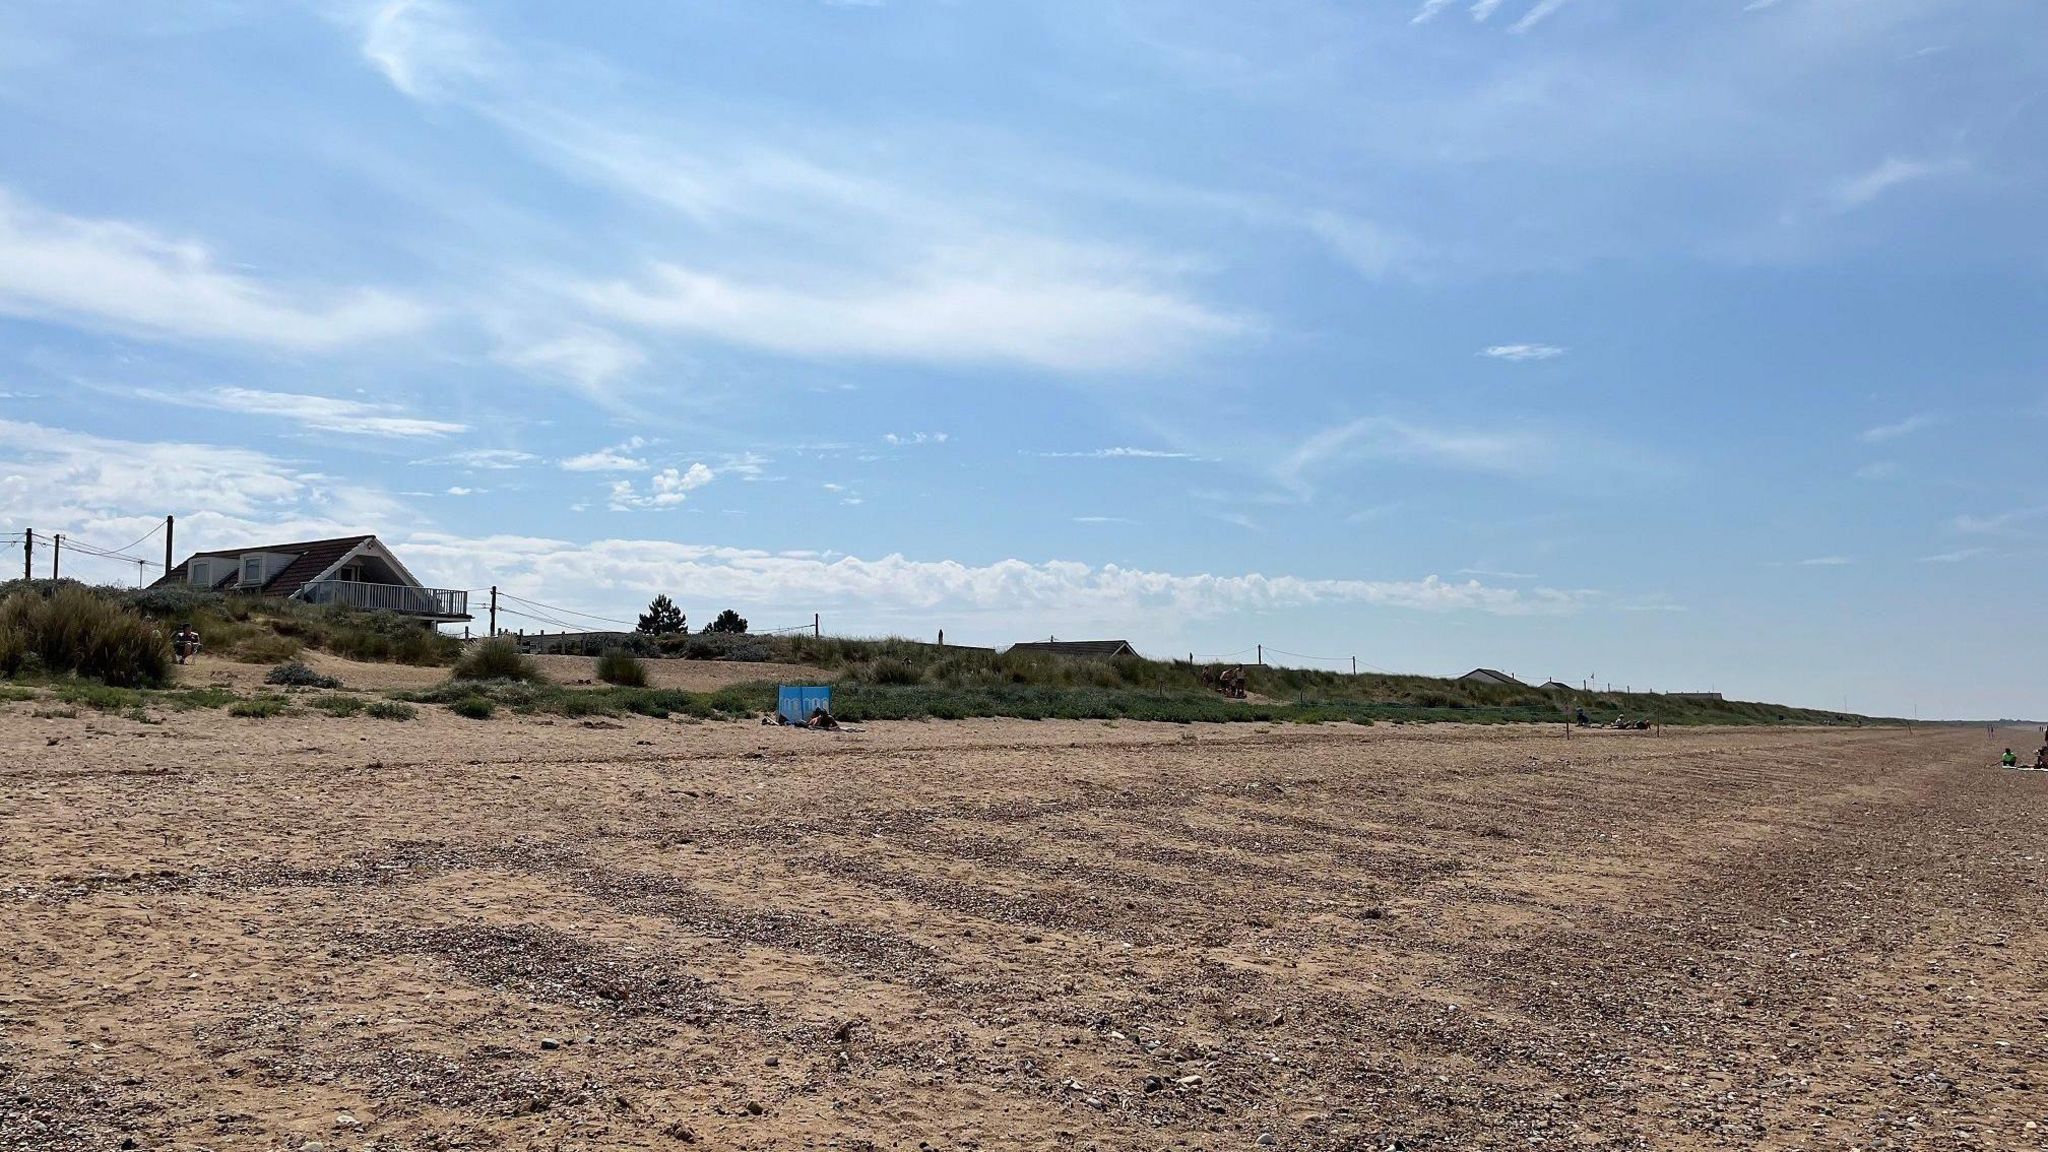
339, 563, 365, 583
188, 560, 213, 586
242, 555, 265, 586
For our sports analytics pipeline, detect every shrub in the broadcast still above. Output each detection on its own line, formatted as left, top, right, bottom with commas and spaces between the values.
864, 658, 922, 686
56, 682, 144, 712
0, 585, 170, 687
228, 696, 288, 718
306, 693, 364, 717
452, 638, 543, 682
449, 695, 496, 720
365, 700, 418, 721
266, 661, 340, 690
705, 608, 749, 634
596, 648, 648, 687
237, 633, 304, 664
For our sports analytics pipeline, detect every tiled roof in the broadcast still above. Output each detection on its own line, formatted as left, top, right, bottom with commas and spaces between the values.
151, 535, 375, 598
1007, 640, 1138, 658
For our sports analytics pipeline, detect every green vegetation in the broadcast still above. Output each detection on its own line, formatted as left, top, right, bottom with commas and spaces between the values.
766, 636, 1879, 728
0, 685, 35, 702
636, 593, 686, 636
266, 661, 341, 689
0, 584, 171, 686
227, 696, 288, 718
392, 634, 1886, 728
0, 581, 1881, 728
53, 682, 236, 713
124, 583, 459, 666
403, 678, 772, 721
364, 699, 418, 721
448, 695, 497, 720
596, 647, 649, 687
305, 693, 365, 717
452, 638, 544, 683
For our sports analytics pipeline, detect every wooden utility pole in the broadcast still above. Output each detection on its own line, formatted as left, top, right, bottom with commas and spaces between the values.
164, 515, 174, 580
1352, 656, 1357, 676
1256, 644, 1263, 666
813, 613, 820, 638
488, 586, 498, 637
21, 529, 30, 582
50, 534, 60, 583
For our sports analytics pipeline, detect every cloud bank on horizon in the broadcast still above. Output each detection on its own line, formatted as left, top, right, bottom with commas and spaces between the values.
0, 0, 2043, 717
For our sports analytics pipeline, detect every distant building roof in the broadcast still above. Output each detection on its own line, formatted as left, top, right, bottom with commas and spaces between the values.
1539, 680, 1575, 691
1008, 639, 1137, 659
152, 534, 378, 599
1458, 667, 1526, 687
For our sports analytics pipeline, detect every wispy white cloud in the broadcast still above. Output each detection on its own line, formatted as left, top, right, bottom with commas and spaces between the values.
1481, 343, 1567, 362
0, 420, 407, 563
1952, 506, 2048, 536
412, 448, 539, 470
0, 188, 428, 349
1857, 413, 1935, 443
581, 255, 1246, 374
1410, 0, 1457, 23
559, 437, 649, 473
357, 0, 497, 100
883, 431, 949, 446
1305, 211, 1419, 279
1032, 446, 1198, 460
1277, 415, 1557, 494
1457, 567, 1538, 580
1795, 555, 1853, 567
348, 5, 1245, 376
492, 327, 646, 394
1509, 0, 1570, 33
1072, 515, 1136, 524
607, 463, 714, 510
1469, 0, 1506, 22
135, 386, 466, 438
1827, 157, 1962, 212
1921, 547, 1986, 563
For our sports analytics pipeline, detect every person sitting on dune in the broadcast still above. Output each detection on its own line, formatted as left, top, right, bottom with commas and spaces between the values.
2003, 748, 2019, 767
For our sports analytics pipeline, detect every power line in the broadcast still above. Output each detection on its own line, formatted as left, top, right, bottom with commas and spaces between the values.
495, 605, 588, 632
98, 520, 166, 558
496, 591, 635, 628
1264, 647, 1352, 665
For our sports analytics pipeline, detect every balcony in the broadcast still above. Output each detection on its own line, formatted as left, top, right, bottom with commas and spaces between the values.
297, 578, 471, 621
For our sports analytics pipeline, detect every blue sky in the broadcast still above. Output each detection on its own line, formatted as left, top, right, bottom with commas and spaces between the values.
1, 0, 2043, 718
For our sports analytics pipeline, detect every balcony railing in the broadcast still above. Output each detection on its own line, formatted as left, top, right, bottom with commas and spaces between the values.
297, 578, 469, 619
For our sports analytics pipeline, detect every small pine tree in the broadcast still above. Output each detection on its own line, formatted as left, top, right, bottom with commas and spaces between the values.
706, 608, 749, 634
637, 594, 687, 636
